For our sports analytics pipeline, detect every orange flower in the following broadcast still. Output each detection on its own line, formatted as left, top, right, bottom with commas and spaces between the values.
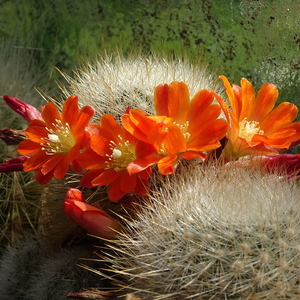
123, 81, 228, 174
63, 188, 120, 239
216, 76, 300, 161
78, 114, 159, 202
17, 96, 95, 184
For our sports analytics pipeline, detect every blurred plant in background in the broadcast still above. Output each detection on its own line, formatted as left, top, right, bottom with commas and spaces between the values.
0, 0, 299, 101
0, 39, 50, 248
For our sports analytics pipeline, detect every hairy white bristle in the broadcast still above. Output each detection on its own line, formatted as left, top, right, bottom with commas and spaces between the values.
58, 53, 221, 120
106, 162, 300, 299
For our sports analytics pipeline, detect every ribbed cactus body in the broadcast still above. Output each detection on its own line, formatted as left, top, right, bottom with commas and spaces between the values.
107, 164, 300, 299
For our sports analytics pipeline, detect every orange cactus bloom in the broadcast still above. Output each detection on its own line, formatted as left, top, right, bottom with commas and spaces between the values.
63, 188, 120, 239
17, 96, 95, 184
122, 81, 228, 174
78, 114, 159, 202
216, 76, 300, 161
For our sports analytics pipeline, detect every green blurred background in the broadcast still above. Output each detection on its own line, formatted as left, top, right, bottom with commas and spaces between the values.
1, 0, 299, 97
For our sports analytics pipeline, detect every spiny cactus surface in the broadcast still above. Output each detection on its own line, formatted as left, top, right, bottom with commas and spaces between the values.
58, 53, 220, 120
106, 164, 300, 299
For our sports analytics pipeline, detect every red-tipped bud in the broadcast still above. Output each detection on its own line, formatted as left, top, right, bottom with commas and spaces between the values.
0, 155, 30, 172
63, 188, 121, 239
3, 95, 42, 122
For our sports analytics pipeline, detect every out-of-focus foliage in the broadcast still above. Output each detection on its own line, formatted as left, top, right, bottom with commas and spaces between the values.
0, 39, 49, 249
0, 0, 299, 91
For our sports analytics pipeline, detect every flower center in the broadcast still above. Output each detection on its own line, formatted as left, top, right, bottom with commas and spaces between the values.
41, 119, 75, 155
239, 118, 264, 141
105, 135, 136, 172
174, 120, 191, 141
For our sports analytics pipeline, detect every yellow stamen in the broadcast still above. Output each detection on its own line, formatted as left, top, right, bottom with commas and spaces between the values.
105, 135, 136, 172
174, 121, 190, 141
239, 118, 264, 141
41, 120, 75, 155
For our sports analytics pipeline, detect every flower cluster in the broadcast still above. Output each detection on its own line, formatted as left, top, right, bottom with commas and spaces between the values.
1, 76, 300, 239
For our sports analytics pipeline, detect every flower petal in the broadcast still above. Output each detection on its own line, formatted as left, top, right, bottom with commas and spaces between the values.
219, 76, 242, 119
179, 150, 206, 160
92, 169, 121, 186
0, 155, 30, 172
18, 139, 41, 155
127, 153, 161, 175
187, 104, 223, 137
154, 81, 190, 123
122, 109, 170, 149
62, 96, 79, 128
99, 114, 123, 142
68, 131, 90, 161
40, 154, 64, 175
53, 156, 70, 180
73, 105, 95, 136
65, 188, 85, 203
157, 155, 178, 175
80, 169, 102, 188
240, 78, 255, 121
134, 176, 150, 196
163, 124, 186, 155
120, 171, 136, 194
41, 102, 61, 129
24, 124, 48, 143
187, 89, 215, 124
107, 177, 125, 202
23, 151, 50, 171
188, 119, 228, 150
260, 102, 298, 134
35, 168, 55, 184
250, 83, 278, 122
89, 134, 111, 157
76, 148, 107, 170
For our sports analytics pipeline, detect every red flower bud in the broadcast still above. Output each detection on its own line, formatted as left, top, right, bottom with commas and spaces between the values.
63, 188, 121, 239
0, 155, 30, 172
3, 95, 42, 122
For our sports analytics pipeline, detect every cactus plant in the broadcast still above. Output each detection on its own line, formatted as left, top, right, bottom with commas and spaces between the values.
58, 53, 221, 120
106, 163, 300, 299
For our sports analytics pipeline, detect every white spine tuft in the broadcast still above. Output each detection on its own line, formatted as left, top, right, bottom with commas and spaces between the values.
58, 53, 221, 120
107, 163, 300, 299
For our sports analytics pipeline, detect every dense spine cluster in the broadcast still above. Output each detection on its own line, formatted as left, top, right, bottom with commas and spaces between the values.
59, 54, 220, 119
107, 164, 300, 299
